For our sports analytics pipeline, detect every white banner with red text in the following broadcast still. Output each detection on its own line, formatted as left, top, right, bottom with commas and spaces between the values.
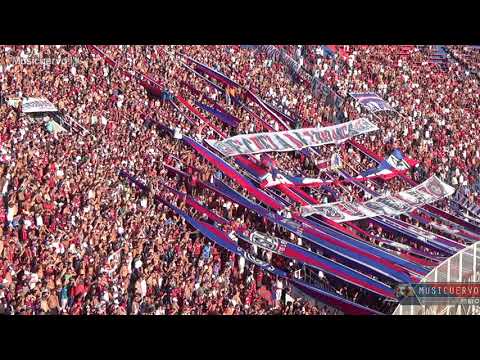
205, 117, 378, 156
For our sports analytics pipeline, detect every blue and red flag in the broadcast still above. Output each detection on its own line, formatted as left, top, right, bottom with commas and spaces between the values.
194, 101, 239, 128
357, 148, 417, 181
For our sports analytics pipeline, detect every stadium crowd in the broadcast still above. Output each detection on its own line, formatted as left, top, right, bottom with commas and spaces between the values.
0, 45, 337, 315
0, 44, 479, 315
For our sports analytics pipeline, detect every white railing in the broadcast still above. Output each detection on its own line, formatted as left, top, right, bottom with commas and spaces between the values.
394, 241, 480, 315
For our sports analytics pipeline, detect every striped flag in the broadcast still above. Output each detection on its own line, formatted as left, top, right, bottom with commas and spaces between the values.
357, 149, 417, 181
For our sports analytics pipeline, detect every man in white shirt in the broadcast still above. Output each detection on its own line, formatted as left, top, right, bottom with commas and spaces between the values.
266, 277, 280, 308
238, 256, 245, 275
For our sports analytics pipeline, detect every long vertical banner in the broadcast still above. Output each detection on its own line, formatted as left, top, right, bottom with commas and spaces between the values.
182, 136, 285, 211
180, 53, 241, 89
233, 231, 397, 299
206, 117, 378, 156
120, 169, 384, 314
176, 94, 226, 137
195, 101, 239, 128
301, 176, 455, 222
245, 90, 291, 131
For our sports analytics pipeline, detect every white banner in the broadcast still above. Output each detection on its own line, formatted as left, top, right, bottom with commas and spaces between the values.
249, 232, 288, 255
22, 97, 58, 113
330, 152, 342, 170
301, 176, 455, 222
349, 92, 394, 113
206, 117, 378, 156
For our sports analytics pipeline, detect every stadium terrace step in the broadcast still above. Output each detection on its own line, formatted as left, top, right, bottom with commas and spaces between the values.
424, 45, 450, 72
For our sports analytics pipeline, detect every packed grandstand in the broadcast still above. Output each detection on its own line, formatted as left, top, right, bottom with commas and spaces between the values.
0, 45, 479, 315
